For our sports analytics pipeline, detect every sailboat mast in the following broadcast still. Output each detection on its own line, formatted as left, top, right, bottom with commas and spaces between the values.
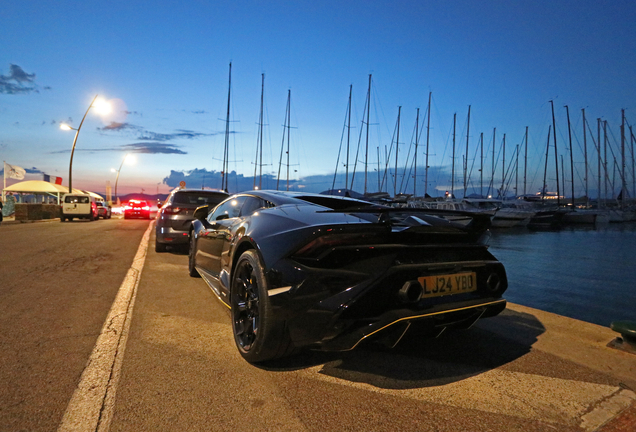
550, 100, 560, 206
604, 120, 608, 203
364, 74, 371, 195
515, 144, 519, 197
451, 113, 456, 198
524, 126, 528, 197
480, 132, 484, 197
491, 128, 496, 197
543, 126, 551, 201
394, 106, 401, 197
621, 109, 626, 208
222, 62, 232, 192
597, 118, 602, 207
631, 125, 635, 201
424, 91, 431, 197
346, 84, 352, 189
464, 105, 471, 198
277, 90, 291, 191
582, 109, 588, 206
565, 105, 575, 207
413, 107, 420, 197
286, 90, 291, 191
501, 134, 506, 198
254, 73, 265, 190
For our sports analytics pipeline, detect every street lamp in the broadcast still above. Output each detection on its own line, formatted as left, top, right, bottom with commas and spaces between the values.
60, 95, 111, 193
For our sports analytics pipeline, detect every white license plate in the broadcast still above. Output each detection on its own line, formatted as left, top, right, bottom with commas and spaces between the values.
417, 272, 477, 298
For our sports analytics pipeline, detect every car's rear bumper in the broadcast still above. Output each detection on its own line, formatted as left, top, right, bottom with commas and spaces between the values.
124, 211, 150, 219
156, 225, 189, 244
317, 298, 507, 351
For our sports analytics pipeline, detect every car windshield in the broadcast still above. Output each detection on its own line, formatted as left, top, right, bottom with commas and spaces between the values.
173, 192, 227, 206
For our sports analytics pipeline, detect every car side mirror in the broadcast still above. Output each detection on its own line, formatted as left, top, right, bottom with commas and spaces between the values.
193, 205, 209, 221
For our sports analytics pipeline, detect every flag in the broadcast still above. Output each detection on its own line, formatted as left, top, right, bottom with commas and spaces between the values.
4, 162, 26, 180
43, 174, 63, 185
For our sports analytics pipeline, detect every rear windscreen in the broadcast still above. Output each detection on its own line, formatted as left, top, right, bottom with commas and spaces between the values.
65, 196, 89, 204
174, 192, 227, 206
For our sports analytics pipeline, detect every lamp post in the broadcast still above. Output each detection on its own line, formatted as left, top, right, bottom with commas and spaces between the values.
111, 154, 129, 206
60, 95, 110, 193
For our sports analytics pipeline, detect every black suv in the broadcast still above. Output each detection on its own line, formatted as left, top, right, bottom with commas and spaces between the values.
155, 188, 229, 252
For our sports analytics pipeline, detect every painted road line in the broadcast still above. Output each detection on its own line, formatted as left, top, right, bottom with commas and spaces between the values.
58, 221, 153, 432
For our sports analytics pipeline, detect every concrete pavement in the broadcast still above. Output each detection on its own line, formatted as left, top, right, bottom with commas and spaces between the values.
101, 228, 636, 432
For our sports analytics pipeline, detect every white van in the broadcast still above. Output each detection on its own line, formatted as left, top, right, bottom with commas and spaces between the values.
61, 193, 98, 222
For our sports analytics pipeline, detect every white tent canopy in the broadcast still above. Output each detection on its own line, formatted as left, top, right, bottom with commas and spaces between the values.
2, 180, 103, 202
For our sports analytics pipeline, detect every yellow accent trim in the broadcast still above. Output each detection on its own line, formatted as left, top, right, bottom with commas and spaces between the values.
349, 299, 506, 350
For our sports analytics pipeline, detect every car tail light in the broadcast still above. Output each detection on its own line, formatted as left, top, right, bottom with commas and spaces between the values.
294, 232, 373, 258
163, 206, 181, 215
142, 206, 150, 211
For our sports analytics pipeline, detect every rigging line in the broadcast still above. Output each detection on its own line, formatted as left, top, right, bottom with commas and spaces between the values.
399, 113, 419, 194
502, 145, 520, 196
380, 112, 399, 193
332, 87, 352, 191
350, 80, 370, 191
466, 133, 482, 194
605, 123, 628, 186
487, 135, 506, 197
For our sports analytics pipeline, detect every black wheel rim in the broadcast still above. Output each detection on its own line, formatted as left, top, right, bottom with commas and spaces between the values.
233, 260, 260, 351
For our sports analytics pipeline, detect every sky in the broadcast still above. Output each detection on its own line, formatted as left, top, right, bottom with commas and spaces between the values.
2, 0, 636, 199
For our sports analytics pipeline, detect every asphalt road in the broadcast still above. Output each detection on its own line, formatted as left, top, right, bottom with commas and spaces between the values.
1, 218, 634, 431
0, 217, 150, 431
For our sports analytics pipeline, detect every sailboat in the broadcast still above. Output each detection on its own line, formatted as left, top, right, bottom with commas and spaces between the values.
528, 101, 567, 230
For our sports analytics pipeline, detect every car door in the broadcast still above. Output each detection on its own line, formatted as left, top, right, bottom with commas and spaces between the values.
196, 196, 247, 285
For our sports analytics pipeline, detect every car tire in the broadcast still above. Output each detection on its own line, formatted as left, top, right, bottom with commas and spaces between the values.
61, 216, 66, 222
155, 240, 167, 253
230, 250, 295, 363
188, 233, 200, 277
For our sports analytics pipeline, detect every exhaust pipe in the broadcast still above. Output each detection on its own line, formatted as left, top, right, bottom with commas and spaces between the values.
398, 281, 423, 304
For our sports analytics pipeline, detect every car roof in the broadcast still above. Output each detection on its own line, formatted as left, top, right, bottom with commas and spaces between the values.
171, 188, 228, 195
231, 189, 375, 208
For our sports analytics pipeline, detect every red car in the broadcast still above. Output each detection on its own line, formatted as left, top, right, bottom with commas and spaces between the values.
124, 199, 151, 219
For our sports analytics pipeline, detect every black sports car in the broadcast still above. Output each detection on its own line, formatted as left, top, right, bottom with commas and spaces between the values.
188, 190, 508, 363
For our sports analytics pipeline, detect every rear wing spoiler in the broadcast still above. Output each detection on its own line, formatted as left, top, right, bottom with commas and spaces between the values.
320, 206, 493, 234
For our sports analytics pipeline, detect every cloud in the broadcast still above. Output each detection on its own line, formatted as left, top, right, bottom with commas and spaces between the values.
138, 129, 218, 141
0, 64, 40, 95
99, 122, 138, 132
162, 168, 283, 192
49, 142, 186, 155
97, 123, 217, 141
121, 142, 187, 154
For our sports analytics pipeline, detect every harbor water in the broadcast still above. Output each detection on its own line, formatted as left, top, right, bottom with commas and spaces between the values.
488, 222, 636, 328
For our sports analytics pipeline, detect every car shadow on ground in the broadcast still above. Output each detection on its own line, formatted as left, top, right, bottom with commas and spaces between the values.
263, 308, 545, 389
